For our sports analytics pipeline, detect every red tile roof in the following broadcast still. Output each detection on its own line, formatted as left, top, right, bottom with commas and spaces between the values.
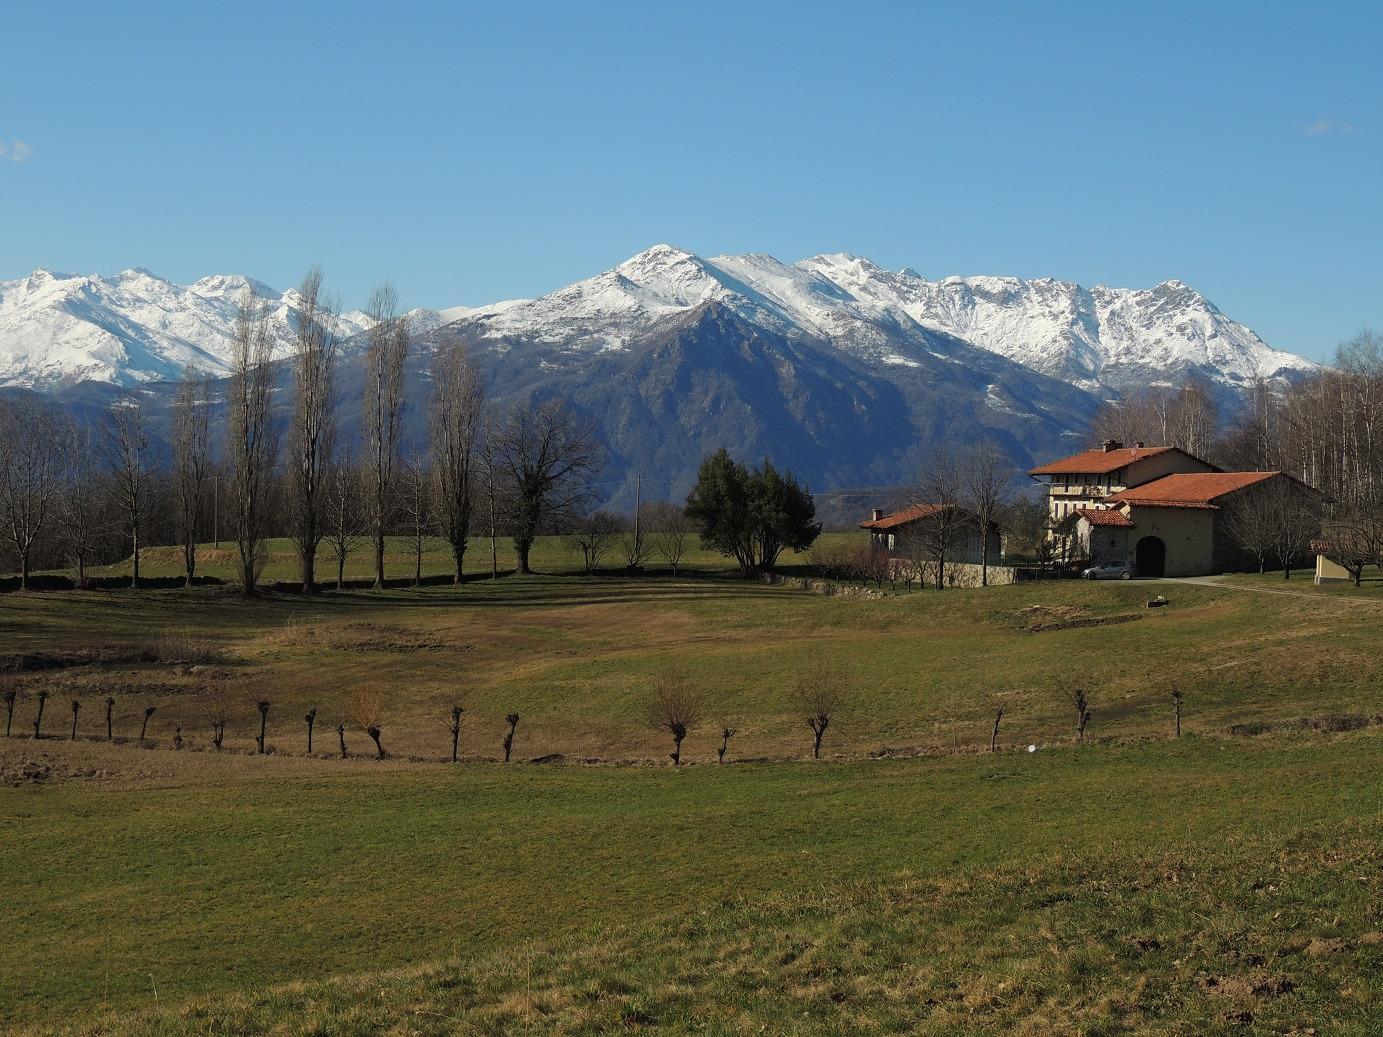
1074, 507, 1134, 527
1028, 445, 1178, 476
1103, 471, 1281, 509
859, 503, 950, 530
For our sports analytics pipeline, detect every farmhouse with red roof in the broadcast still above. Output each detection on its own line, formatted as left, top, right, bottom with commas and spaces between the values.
1030, 441, 1318, 577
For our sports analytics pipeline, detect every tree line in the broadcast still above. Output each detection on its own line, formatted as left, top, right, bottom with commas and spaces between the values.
0, 270, 606, 592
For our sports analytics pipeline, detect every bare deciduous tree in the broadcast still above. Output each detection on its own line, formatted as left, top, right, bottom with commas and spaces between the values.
172, 367, 213, 587
990, 707, 1003, 752
305, 706, 318, 753
962, 443, 1011, 587
103, 397, 149, 589
793, 656, 850, 759
489, 400, 601, 575
56, 422, 104, 589
324, 450, 363, 591
647, 500, 694, 575
399, 454, 431, 588
567, 511, 623, 576
287, 267, 339, 596
0, 398, 67, 590
140, 704, 155, 742
1171, 687, 1183, 738
1090, 379, 1218, 460
1220, 496, 1275, 574
645, 674, 701, 766
362, 283, 410, 589
104, 695, 115, 741
428, 343, 485, 585
227, 292, 278, 595
1260, 478, 1322, 580
903, 450, 965, 589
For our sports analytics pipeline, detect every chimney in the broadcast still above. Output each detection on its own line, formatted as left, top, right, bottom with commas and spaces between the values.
870, 508, 885, 522
1102, 440, 1122, 453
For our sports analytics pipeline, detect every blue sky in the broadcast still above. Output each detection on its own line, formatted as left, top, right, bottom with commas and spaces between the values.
1, 1, 1378, 361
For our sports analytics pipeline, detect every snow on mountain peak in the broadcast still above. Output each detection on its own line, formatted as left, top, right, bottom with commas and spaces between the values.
0, 248, 1315, 398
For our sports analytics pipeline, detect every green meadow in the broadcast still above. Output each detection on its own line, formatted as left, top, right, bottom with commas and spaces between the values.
1, 537, 1380, 1034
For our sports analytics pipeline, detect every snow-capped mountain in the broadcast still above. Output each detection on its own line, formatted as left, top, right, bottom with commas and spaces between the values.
0, 246, 1312, 398
451, 245, 1314, 396
0, 267, 394, 389
8, 245, 1318, 504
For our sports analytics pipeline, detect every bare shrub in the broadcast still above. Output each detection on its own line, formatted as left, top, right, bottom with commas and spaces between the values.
793, 656, 851, 759
350, 689, 386, 759
1068, 688, 1091, 744
716, 720, 737, 765
206, 692, 229, 750
450, 705, 464, 763
645, 674, 701, 766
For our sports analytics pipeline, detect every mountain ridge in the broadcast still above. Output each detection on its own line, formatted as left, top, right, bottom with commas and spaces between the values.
0, 245, 1314, 398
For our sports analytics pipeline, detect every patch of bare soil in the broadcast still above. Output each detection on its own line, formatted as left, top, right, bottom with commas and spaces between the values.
1228, 714, 1382, 737
1, 747, 119, 786
1014, 604, 1143, 633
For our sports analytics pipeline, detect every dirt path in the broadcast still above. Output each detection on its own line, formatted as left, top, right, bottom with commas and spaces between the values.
1158, 575, 1383, 610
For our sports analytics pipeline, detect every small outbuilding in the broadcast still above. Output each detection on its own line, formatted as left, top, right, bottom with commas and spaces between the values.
859, 504, 1001, 565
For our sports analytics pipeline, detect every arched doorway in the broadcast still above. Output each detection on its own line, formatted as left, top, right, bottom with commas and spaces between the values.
1135, 536, 1165, 578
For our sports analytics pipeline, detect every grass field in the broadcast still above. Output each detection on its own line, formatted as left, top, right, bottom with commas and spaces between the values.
2, 539, 1381, 1034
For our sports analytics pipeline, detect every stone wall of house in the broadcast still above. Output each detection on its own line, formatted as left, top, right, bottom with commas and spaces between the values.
889, 559, 1020, 588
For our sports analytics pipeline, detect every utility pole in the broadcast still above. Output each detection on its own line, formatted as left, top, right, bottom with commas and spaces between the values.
633, 473, 641, 547
212, 473, 219, 549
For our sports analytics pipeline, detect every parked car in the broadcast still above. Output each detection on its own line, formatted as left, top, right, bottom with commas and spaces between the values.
1081, 560, 1135, 580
